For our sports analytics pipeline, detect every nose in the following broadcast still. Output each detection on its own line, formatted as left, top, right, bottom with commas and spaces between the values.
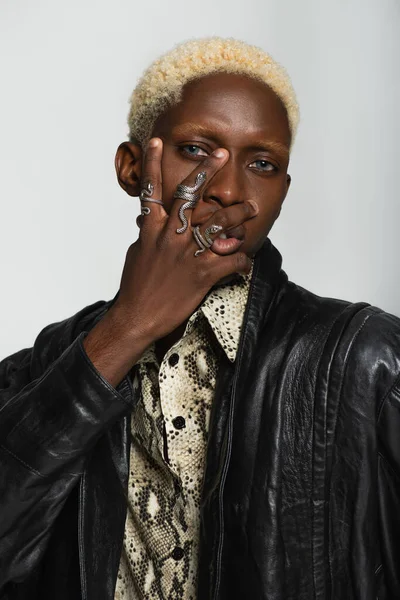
202, 157, 244, 208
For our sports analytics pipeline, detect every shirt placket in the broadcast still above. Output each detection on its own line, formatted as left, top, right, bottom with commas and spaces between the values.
159, 339, 189, 480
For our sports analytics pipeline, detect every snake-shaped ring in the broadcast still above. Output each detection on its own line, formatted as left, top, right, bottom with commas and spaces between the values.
192, 224, 223, 257
175, 172, 207, 234
139, 182, 164, 216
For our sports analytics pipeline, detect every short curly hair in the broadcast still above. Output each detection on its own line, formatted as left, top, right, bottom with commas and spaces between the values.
128, 37, 299, 150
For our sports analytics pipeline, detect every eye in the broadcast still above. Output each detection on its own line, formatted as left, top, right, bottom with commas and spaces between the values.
180, 144, 209, 158
249, 159, 276, 172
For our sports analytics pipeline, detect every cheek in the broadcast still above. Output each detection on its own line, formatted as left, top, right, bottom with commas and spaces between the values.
254, 178, 287, 220
251, 209, 276, 235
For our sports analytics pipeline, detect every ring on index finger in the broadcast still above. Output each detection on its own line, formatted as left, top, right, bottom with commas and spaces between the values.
175, 171, 207, 234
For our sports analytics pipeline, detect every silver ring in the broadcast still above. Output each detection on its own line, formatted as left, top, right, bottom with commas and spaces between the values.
194, 227, 212, 249
174, 171, 206, 203
204, 224, 223, 245
140, 182, 154, 202
192, 226, 209, 256
142, 198, 164, 206
175, 172, 207, 234
140, 182, 164, 215
192, 224, 223, 257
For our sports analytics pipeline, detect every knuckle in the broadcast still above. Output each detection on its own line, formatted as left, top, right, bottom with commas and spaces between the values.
156, 223, 175, 250
196, 265, 210, 284
183, 157, 220, 185
235, 252, 250, 271
180, 171, 206, 190
155, 231, 169, 252
145, 151, 160, 163
142, 176, 161, 189
202, 156, 216, 170
141, 211, 163, 235
215, 213, 229, 229
152, 177, 162, 189
201, 162, 219, 178
205, 152, 225, 168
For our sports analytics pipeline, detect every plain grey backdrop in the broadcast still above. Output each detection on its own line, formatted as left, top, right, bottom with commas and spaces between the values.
1, 0, 399, 357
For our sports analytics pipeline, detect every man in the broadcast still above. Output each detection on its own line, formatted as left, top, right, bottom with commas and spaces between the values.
0, 37, 399, 600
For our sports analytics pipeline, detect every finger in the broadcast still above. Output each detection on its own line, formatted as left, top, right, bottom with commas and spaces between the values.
139, 137, 165, 230
136, 214, 143, 229
194, 200, 259, 251
193, 250, 252, 288
206, 250, 253, 283
169, 148, 229, 235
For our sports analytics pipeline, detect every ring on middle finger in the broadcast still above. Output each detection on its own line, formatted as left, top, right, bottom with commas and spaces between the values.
175, 171, 207, 234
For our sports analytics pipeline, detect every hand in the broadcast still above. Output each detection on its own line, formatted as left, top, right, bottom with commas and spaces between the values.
111, 137, 258, 344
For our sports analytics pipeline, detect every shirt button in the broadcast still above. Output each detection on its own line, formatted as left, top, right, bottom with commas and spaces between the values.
172, 546, 184, 561
168, 353, 179, 367
172, 416, 186, 430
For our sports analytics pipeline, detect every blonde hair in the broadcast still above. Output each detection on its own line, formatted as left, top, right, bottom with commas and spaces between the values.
128, 37, 299, 149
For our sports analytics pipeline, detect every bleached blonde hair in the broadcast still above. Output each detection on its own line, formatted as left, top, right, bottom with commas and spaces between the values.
128, 37, 299, 150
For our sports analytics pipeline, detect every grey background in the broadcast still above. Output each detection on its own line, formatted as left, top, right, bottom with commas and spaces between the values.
0, 0, 399, 356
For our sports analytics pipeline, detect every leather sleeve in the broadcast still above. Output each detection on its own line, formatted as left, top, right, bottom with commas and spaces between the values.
378, 375, 400, 596
365, 309, 400, 597
0, 305, 134, 589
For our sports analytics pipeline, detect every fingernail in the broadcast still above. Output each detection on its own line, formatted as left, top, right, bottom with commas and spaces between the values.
248, 200, 259, 213
213, 148, 227, 159
148, 138, 159, 148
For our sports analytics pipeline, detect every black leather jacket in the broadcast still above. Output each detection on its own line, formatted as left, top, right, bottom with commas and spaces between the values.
1, 239, 400, 600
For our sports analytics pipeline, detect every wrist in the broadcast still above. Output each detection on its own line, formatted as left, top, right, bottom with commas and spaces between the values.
82, 304, 155, 388
106, 302, 156, 349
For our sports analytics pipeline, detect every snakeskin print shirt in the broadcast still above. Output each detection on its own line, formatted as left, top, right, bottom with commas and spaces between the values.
114, 264, 253, 600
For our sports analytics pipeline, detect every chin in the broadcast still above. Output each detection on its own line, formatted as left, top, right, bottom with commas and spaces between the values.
212, 272, 242, 288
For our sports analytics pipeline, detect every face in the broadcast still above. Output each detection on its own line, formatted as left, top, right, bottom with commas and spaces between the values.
116, 72, 292, 260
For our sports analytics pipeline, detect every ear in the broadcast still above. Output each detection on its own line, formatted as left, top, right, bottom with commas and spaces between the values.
115, 142, 143, 196
281, 173, 292, 205
275, 173, 292, 220
285, 173, 291, 196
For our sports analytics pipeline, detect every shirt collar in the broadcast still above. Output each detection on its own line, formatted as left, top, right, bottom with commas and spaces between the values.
198, 260, 254, 362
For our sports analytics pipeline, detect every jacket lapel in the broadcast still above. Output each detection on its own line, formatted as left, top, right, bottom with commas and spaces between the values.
198, 238, 286, 598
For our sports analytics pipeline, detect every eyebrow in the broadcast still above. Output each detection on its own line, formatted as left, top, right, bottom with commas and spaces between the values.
170, 123, 290, 159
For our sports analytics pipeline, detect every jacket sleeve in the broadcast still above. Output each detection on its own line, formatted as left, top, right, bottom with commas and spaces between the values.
363, 309, 400, 596
0, 302, 134, 588
377, 366, 400, 595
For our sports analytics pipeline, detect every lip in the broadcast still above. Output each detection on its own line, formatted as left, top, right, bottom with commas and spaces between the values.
211, 236, 244, 255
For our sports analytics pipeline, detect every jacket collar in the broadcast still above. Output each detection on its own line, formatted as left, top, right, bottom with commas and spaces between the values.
197, 237, 286, 598
227, 236, 286, 408
240, 237, 285, 339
